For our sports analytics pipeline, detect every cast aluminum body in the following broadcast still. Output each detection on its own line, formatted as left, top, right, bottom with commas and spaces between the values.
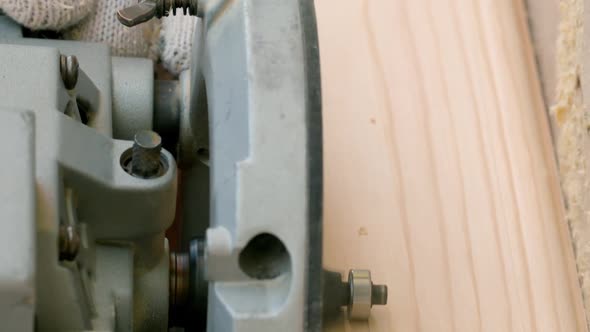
0, 17, 174, 331
0, 0, 324, 328
187, 1, 323, 331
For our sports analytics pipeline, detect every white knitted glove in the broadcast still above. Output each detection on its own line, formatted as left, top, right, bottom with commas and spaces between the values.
64, 0, 160, 59
159, 14, 197, 75
0, 0, 95, 30
0, 0, 195, 76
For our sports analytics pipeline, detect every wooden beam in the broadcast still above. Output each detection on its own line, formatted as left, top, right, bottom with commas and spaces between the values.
317, 0, 587, 330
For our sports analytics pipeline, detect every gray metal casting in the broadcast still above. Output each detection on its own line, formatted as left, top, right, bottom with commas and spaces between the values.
181, 0, 324, 331
0, 17, 175, 330
111, 56, 154, 140
0, 107, 35, 331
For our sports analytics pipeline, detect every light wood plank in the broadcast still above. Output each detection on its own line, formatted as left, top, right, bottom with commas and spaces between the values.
317, 0, 587, 330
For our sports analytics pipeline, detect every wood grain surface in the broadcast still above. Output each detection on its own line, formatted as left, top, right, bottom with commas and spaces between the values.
317, 0, 587, 331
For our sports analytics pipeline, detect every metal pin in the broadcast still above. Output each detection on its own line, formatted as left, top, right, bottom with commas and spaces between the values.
131, 130, 163, 178
371, 284, 388, 306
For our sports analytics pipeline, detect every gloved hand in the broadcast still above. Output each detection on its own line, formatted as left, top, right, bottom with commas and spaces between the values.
0, 0, 195, 75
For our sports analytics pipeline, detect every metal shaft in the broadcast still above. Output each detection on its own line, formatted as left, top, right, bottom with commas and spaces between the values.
371, 284, 388, 305
131, 130, 163, 178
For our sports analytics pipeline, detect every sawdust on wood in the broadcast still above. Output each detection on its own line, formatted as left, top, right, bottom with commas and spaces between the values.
552, 0, 590, 323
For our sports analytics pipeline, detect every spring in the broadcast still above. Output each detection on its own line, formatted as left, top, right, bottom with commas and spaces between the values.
160, 0, 198, 17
